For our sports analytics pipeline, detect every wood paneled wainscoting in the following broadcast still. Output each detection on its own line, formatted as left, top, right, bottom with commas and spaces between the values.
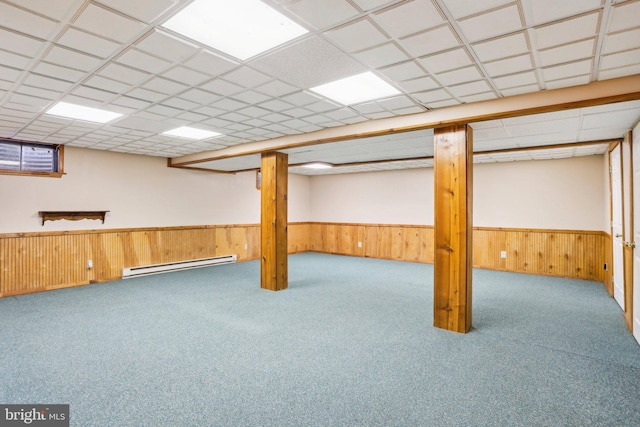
1, 222, 605, 297
309, 223, 606, 282
0, 223, 310, 298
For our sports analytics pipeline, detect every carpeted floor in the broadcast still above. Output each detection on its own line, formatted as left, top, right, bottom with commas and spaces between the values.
1, 252, 639, 426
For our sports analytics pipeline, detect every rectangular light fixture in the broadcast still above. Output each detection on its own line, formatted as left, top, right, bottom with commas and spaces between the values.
162, 126, 222, 140
162, 0, 308, 60
45, 102, 122, 123
301, 162, 333, 169
310, 72, 401, 105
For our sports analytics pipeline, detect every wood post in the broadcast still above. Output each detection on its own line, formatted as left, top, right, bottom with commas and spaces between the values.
433, 125, 473, 333
261, 152, 288, 291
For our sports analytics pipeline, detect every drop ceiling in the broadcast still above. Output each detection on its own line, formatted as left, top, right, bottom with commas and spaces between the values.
0, 0, 639, 175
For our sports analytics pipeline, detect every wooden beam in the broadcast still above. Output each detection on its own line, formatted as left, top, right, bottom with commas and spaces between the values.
434, 125, 473, 333
172, 75, 640, 166
261, 152, 288, 291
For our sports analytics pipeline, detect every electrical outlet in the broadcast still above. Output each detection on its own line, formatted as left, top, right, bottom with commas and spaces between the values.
358, 241, 362, 248
500, 251, 507, 259
244, 244, 248, 250
87, 259, 93, 269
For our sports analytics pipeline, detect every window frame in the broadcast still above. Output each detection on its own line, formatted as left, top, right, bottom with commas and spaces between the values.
0, 139, 64, 178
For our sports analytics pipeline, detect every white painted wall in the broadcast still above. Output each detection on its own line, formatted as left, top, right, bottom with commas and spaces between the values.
0, 147, 310, 233
310, 155, 607, 231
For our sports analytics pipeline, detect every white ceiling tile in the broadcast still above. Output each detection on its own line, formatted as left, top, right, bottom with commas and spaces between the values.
24, 74, 74, 91
163, 97, 199, 111
0, 65, 23, 82
399, 25, 461, 57
460, 91, 497, 103
0, 28, 45, 57
236, 106, 271, 119
179, 89, 221, 105
543, 59, 593, 81
539, 39, 595, 67
526, 0, 602, 26
457, 5, 524, 43
9, 92, 52, 108
602, 29, 640, 55
73, 3, 146, 43
161, 66, 209, 86
116, 49, 172, 74
350, 0, 390, 11
222, 67, 272, 88
376, 95, 416, 110
0, 2, 58, 39
72, 85, 117, 102
609, 1, 640, 32
192, 105, 225, 117
436, 65, 483, 85
44, 46, 102, 71
281, 91, 323, 106
251, 36, 366, 88
472, 32, 529, 62
373, 0, 445, 38
534, 12, 600, 49
219, 112, 251, 123
411, 88, 452, 103
33, 62, 87, 82
325, 18, 387, 53
183, 51, 238, 77
278, 107, 313, 117
210, 98, 247, 111
17, 0, 84, 21
17, 85, 61, 100
379, 61, 425, 82
600, 49, 640, 70
0, 50, 31, 69
581, 109, 640, 129
95, 0, 178, 23
398, 76, 440, 92
254, 80, 300, 97
99, 63, 150, 85
126, 87, 167, 102
493, 71, 538, 89
440, 0, 513, 19
141, 77, 189, 95
354, 42, 409, 68
448, 79, 491, 96
306, 100, 342, 113
135, 30, 199, 62
233, 91, 271, 104
111, 116, 174, 133
598, 64, 640, 80
284, 0, 359, 30
545, 75, 591, 89
200, 79, 244, 97
57, 27, 120, 58
259, 99, 295, 112
418, 48, 473, 74
483, 53, 533, 77
500, 84, 540, 96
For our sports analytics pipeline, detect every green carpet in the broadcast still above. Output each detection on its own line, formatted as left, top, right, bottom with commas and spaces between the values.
1, 252, 638, 426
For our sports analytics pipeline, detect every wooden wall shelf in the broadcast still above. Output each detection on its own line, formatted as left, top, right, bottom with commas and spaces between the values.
39, 211, 109, 226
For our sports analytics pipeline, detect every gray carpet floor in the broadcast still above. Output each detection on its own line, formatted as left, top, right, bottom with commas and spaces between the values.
1, 252, 639, 426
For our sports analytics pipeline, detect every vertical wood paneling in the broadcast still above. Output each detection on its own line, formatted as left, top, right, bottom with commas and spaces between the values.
0, 223, 606, 298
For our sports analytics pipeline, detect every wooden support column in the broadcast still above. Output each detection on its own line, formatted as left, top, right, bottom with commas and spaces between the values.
434, 124, 473, 333
261, 152, 288, 291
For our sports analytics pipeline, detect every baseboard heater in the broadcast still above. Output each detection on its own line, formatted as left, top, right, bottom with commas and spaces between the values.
122, 255, 237, 279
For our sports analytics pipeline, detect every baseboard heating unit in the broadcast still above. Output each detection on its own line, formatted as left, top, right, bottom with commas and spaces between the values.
122, 254, 237, 279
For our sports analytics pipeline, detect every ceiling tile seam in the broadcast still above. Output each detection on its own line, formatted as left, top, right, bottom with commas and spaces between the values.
1, 0, 64, 24
591, 0, 612, 81
454, 1, 520, 22
433, 0, 502, 99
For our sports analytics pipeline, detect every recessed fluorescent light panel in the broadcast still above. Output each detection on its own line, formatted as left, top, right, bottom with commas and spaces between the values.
301, 162, 333, 169
45, 102, 122, 123
162, 0, 308, 60
163, 126, 221, 140
310, 72, 401, 105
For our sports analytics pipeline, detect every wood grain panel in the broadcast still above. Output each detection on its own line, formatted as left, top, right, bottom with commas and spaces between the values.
0, 223, 307, 298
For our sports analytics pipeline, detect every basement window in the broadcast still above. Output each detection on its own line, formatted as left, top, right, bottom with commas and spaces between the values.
0, 139, 64, 178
